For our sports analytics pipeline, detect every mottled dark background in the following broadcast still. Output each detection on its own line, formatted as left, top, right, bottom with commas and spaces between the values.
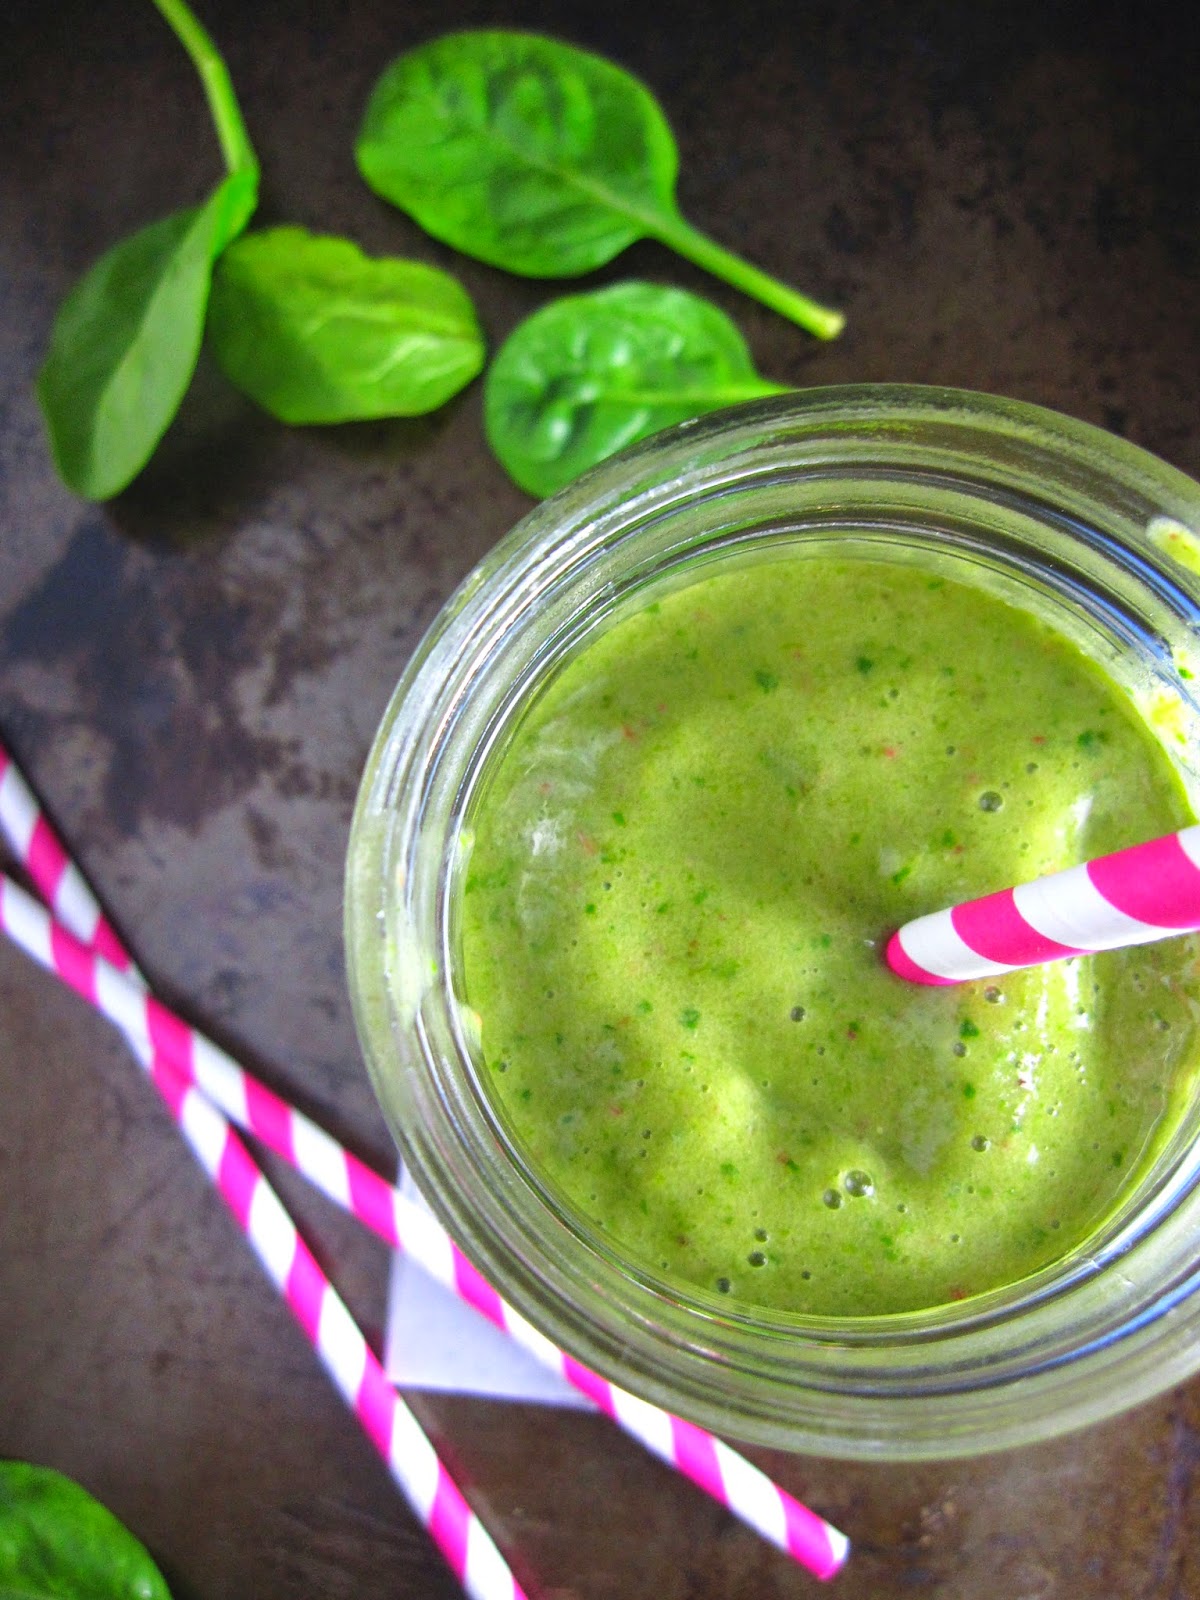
3, 0, 1200, 1595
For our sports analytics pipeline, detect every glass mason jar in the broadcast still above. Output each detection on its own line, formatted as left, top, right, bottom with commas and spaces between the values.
345, 384, 1200, 1461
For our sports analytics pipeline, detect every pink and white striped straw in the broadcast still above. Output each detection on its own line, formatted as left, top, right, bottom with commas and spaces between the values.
0, 743, 404, 1247
887, 823, 1200, 985
1, 753, 524, 1600
146, 1055, 529, 1600
0, 745, 132, 972
0, 871, 847, 1582
0, 737, 849, 1581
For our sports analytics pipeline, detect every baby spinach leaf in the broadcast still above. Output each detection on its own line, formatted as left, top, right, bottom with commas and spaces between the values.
484, 280, 789, 496
355, 30, 844, 339
37, 0, 260, 499
0, 1461, 172, 1599
37, 167, 258, 500
208, 227, 485, 423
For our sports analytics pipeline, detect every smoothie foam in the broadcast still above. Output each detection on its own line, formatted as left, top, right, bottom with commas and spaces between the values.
460, 550, 1200, 1317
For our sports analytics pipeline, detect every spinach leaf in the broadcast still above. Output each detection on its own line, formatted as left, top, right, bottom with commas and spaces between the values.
484, 280, 789, 496
356, 31, 843, 339
36, 0, 259, 500
0, 1461, 171, 1599
208, 227, 485, 423
37, 168, 257, 500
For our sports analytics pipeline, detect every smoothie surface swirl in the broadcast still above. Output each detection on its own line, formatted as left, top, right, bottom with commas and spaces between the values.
459, 551, 1200, 1316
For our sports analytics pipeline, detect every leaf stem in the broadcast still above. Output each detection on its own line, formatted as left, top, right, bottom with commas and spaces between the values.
615, 381, 793, 406
150, 0, 258, 178
649, 212, 845, 340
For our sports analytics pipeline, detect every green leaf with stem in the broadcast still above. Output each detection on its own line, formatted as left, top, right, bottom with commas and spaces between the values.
0, 1461, 172, 1599
208, 227, 485, 423
38, 168, 257, 499
355, 30, 844, 339
37, 0, 259, 499
484, 280, 790, 496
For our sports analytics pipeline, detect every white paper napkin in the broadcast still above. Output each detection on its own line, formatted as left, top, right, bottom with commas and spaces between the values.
383, 1166, 590, 1407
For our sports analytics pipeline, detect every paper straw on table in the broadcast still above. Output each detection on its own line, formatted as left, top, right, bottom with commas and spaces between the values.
0, 739, 404, 1232
0, 737, 849, 1581
0, 873, 848, 1584
136, 1021, 527, 1598
0, 764, 523, 1600
0, 746, 133, 972
887, 823, 1200, 985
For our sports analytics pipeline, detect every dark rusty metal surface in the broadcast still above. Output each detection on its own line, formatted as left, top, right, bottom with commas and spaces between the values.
3, 1, 1200, 1595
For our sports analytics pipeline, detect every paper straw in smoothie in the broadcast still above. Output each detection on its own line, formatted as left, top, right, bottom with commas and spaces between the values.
887, 823, 1200, 985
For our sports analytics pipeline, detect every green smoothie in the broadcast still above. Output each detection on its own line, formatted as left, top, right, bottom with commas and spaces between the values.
459, 550, 1200, 1317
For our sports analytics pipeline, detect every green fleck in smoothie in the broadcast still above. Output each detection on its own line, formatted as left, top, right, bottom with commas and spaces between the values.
459, 552, 1200, 1316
